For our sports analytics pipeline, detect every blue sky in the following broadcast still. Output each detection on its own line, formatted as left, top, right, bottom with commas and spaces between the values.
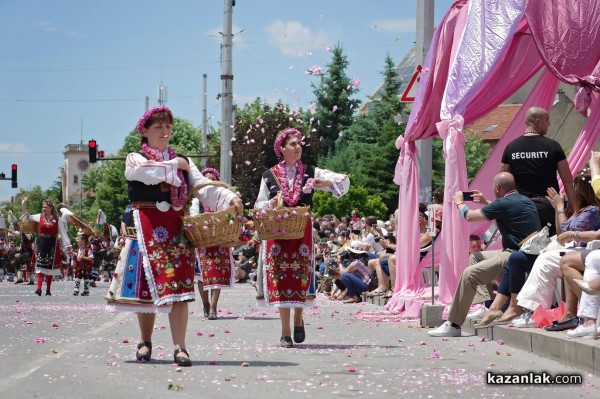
0, 0, 453, 202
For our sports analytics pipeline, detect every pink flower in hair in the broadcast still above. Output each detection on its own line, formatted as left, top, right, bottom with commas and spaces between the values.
137, 105, 172, 133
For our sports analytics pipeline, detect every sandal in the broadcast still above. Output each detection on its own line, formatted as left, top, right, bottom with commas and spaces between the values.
366, 288, 386, 297
136, 341, 152, 362
383, 290, 393, 299
203, 306, 210, 318
174, 348, 192, 367
208, 311, 217, 320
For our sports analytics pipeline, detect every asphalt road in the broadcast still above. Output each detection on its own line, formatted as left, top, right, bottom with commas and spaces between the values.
0, 280, 598, 399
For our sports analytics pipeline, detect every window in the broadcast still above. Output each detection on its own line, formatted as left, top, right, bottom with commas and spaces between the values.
74, 174, 79, 184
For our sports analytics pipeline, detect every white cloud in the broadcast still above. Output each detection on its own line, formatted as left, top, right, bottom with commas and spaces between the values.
35, 21, 87, 38
0, 143, 30, 153
37, 21, 58, 32
264, 20, 329, 57
372, 18, 416, 33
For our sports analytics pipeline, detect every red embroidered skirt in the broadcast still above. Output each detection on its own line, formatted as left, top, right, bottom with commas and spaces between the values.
264, 223, 313, 307
106, 206, 195, 311
198, 246, 234, 289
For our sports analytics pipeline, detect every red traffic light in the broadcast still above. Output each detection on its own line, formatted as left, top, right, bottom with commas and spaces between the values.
88, 139, 97, 163
98, 150, 105, 158
11, 164, 17, 188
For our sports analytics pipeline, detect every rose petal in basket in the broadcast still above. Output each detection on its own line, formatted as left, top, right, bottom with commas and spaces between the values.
182, 207, 243, 248
253, 206, 310, 241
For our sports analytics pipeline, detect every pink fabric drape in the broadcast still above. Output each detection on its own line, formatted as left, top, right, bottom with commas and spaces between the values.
563, 92, 600, 175
436, 0, 526, 305
387, 1, 469, 314
526, 0, 600, 114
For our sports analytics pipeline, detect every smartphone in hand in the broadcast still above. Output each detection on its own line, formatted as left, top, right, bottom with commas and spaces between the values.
462, 191, 474, 201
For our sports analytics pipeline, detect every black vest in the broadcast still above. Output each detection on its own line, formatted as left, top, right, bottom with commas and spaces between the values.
262, 165, 315, 207
128, 152, 189, 203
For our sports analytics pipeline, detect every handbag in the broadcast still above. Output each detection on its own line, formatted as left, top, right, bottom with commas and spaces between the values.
519, 226, 551, 255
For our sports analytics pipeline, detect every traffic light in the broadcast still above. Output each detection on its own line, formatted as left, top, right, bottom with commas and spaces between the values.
88, 139, 97, 163
98, 150, 105, 159
11, 164, 17, 188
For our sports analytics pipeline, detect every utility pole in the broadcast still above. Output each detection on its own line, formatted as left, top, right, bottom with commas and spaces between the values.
220, 0, 234, 184
202, 74, 208, 167
415, 0, 434, 202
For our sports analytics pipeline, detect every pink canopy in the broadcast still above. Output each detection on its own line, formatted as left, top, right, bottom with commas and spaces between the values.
387, 0, 600, 316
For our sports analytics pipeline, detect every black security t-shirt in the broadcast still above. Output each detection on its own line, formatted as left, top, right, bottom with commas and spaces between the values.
501, 136, 566, 198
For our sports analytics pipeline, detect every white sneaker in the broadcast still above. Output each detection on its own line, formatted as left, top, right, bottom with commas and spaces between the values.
512, 312, 536, 328
467, 306, 488, 320
428, 321, 461, 337
567, 323, 597, 339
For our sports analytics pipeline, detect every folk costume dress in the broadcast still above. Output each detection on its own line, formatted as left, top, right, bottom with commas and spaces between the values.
73, 245, 94, 280
255, 161, 349, 308
190, 199, 235, 289
106, 151, 237, 313
22, 213, 71, 276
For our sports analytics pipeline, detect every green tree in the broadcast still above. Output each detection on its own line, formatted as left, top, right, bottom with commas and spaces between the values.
311, 45, 361, 156
431, 130, 492, 191
311, 185, 387, 219
321, 54, 405, 212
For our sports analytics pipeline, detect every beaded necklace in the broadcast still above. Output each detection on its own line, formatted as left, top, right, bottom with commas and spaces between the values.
141, 143, 188, 210
273, 160, 305, 206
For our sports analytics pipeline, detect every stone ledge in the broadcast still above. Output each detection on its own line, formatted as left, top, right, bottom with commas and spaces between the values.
364, 296, 600, 375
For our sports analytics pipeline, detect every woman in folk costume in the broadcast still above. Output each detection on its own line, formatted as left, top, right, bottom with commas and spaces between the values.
255, 128, 349, 347
21, 197, 72, 296
190, 167, 234, 320
72, 229, 94, 296
105, 106, 242, 367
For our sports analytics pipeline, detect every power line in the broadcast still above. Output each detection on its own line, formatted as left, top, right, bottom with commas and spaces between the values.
0, 61, 219, 73
0, 95, 199, 103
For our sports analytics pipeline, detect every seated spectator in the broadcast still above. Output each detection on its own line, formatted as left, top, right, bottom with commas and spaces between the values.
235, 252, 254, 283
469, 235, 484, 253
428, 172, 540, 337
503, 170, 600, 329
336, 241, 371, 304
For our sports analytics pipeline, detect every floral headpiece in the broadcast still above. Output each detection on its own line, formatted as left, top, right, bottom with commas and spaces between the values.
274, 128, 302, 159
43, 200, 54, 208
201, 167, 221, 181
137, 105, 172, 134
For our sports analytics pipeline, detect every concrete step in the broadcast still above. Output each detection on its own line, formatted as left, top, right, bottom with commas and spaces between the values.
365, 295, 600, 375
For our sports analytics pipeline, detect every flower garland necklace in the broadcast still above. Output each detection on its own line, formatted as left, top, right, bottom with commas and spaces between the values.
274, 160, 305, 206
141, 143, 188, 210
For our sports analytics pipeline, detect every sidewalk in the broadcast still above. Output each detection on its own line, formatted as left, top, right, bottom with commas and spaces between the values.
364, 293, 600, 375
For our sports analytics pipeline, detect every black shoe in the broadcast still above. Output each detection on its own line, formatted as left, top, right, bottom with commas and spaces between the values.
544, 316, 580, 332
45, 291, 51, 296
81, 291, 89, 296
136, 342, 152, 362
280, 336, 293, 348
14, 279, 24, 284
174, 348, 192, 367
27, 281, 34, 285
293, 320, 305, 343
35, 289, 42, 296
73, 291, 79, 296
203, 307, 210, 318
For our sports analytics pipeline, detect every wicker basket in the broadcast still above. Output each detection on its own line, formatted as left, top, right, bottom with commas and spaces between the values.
18, 219, 38, 234
182, 207, 243, 248
253, 206, 310, 241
